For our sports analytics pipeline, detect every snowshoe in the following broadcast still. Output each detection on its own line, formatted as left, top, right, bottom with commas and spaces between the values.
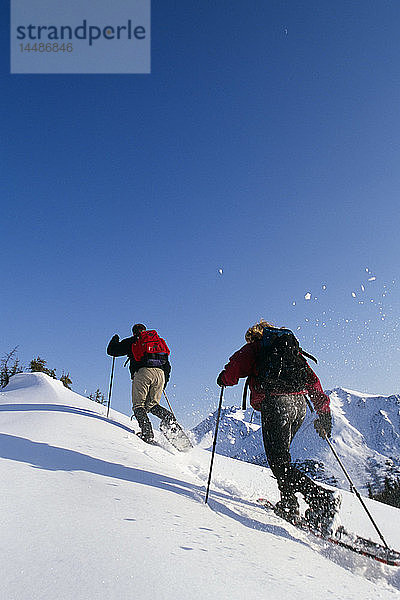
159, 419, 193, 452
257, 497, 400, 566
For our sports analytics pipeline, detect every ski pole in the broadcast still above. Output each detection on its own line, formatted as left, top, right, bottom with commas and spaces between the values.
323, 433, 389, 549
106, 356, 116, 419
163, 390, 176, 420
205, 386, 225, 504
308, 399, 389, 548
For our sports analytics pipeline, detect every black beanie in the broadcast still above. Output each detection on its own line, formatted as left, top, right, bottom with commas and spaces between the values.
132, 323, 146, 335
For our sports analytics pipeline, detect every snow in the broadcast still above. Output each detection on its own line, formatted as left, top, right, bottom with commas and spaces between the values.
339, 387, 379, 399
2, 374, 400, 599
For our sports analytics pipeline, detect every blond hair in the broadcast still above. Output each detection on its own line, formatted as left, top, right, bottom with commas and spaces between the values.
245, 319, 275, 343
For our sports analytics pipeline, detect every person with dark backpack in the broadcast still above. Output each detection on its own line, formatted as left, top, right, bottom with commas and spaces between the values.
107, 324, 177, 443
217, 319, 341, 535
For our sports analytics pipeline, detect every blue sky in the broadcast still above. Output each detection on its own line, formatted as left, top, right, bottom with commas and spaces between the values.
2, 1, 400, 427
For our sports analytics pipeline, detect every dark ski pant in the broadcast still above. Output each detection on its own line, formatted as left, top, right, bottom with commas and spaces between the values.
261, 394, 324, 504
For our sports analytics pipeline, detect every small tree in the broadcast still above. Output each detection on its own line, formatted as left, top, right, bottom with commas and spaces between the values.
29, 356, 57, 379
371, 477, 400, 509
88, 388, 106, 405
0, 347, 23, 387
60, 372, 72, 389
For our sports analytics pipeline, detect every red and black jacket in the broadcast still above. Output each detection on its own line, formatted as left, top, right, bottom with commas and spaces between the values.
218, 341, 330, 414
107, 330, 171, 383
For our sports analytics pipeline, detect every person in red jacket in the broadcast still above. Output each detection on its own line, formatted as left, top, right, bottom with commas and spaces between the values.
217, 320, 340, 534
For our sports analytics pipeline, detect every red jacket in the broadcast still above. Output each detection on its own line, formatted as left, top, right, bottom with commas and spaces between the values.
219, 341, 330, 414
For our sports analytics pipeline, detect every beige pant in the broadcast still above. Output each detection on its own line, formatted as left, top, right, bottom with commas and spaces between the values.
132, 367, 165, 411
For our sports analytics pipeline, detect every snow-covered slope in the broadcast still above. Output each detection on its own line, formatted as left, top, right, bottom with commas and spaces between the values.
192, 388, 400, 493
2, 374, 400, 599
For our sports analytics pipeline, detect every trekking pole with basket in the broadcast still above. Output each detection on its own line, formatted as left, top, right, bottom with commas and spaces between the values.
205, 386, 225, 504
106, 356, 116, 419
306, 397, 389, 549
323, 432, 389, 549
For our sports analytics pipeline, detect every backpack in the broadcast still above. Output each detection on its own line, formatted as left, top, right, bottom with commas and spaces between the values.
131, 330, 170, 367
255, 326, 317, 395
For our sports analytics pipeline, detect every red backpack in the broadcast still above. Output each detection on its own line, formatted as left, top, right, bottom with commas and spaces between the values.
131, 330, 170, 363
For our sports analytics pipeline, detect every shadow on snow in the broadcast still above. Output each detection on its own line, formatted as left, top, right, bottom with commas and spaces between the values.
0, 430, 301, 547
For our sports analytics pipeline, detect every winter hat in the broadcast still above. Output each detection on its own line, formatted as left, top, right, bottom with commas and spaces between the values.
132, 323, 146, 335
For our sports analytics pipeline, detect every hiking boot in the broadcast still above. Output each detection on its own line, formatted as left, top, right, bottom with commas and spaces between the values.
134, 407, 154, 443
305, 490, 342, 536
150, 404, 178, 434
274, 495, 300, 523
149, 404, 173, 421
137, 430, 155, 444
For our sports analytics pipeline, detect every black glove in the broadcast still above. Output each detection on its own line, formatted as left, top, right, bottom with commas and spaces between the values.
111, 334, 119, 343
216, 372, 225, 387
314, 412, 332, 438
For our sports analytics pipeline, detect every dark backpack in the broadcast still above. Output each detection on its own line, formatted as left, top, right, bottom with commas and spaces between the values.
255, 326, 317, 395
